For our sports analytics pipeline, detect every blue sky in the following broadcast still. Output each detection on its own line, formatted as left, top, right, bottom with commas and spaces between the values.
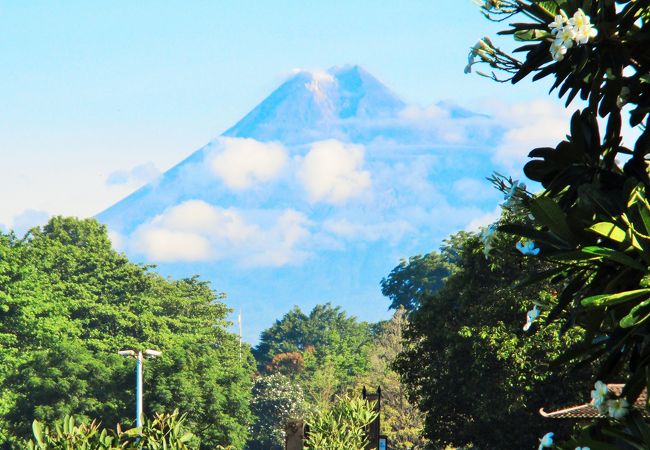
2, 1, 591, 340
0, 0, 564, 232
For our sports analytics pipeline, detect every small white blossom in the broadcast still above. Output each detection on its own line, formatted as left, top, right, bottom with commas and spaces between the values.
481, 224, 497, 258
555, 26, 576, 48
465, 42, 481, 74
523, 305, 540, 331
465, 39, 494, 74
590, 381, 609, 413
574, 22, 598, 45
576, 447, 591, 450
539, 432, 554, 450
547, 8, 597, 60
550, 41, 568, 61
569, 9, 590, 31
516, 240, 540, 256
549, 11, 569, 34
607, 397, 630, 419
475, 0, 502, 11
503, 181, 525, 206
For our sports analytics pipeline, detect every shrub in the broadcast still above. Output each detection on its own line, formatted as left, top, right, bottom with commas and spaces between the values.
305, 395, 378, 450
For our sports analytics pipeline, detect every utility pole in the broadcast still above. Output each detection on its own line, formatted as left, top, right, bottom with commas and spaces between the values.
118, 348, 162, 428
136, 351, 144, 428
238, 309, 243, 361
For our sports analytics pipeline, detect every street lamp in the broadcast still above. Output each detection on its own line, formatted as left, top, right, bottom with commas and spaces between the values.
118, 348, 162, 428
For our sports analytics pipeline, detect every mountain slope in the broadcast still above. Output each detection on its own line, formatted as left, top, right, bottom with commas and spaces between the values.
223, 65, 406, 144
97, 65, 502, 342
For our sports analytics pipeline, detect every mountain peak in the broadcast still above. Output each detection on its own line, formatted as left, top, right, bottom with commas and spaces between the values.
223, 65, 405, 144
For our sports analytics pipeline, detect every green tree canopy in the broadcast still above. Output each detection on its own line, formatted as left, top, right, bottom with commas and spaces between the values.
355, 308, 427, 450
0, 217, 253, 449
253, 303, 374, 412
394, 230, 589, 449
468, 0, 650, 447
380, 253, 453, 311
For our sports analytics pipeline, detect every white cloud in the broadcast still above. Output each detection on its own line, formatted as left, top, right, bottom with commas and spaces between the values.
298, 139, 371, 204
106, 162, 160, 187
453, 178, 497, 202
12, 209, 50, 236
490, 99, 571, 174
135, 228, 213, 262
208, 137, 288, 190
129, 200, 311, 266
389, 103, 497, 145
108, 230, 125, 252
399, 104, 449, 122
323, 218, 412, 243
465, 207, 501, 232
243, 209, 312, 267
146, 199, 256, 241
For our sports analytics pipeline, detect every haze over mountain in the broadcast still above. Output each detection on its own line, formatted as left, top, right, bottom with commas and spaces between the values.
98, 65, 512, 341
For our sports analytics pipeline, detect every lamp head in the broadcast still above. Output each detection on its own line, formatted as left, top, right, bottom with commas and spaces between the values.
144, 349, 162, 358
118, 350, 136, 357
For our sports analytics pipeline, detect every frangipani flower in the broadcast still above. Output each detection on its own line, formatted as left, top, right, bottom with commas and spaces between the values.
481, 223, 496, 241
607, 397, 630, 419
465, 39, 495, 74
569, 9, 588, 27
475, 0, 503, 11
555, 26, 576, 48
574, 23, 598, 45
481, 224, 497, 259
503, 181, 526, 206
549, 11, 569, 34
465, 43, 481, 74
590, 381, 609, 413
547, 8, 597, 60
516, 240, 540, 256
538, 432, 554, 450
523, 305, 540, 331
550, 41, 568, 61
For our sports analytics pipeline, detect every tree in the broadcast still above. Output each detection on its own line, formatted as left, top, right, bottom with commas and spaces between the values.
0, 217, 253, 449
254, 303, 373, 405
380, 253, 453, 311
394, 230, 589, 449
468, 0, 650, 447
247, 374, 305, 450
355, 308, 427, 450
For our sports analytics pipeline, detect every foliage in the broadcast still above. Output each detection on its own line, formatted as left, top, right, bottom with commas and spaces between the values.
27, 410, 196, 450
305, 395, 378, 450
266, 352, 305, 375
394, 230, 588, 449
28, 416, 115, 450
380, 253, 453, 311
118, 411, 196, 450
0, 217, 253, 448
254, 304, 373, 407
469, 0, 650, 447
355, 308, 427, 450
247, 374, 305, 450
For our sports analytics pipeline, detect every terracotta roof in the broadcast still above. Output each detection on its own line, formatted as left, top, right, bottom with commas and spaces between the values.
540, 384, 649, 419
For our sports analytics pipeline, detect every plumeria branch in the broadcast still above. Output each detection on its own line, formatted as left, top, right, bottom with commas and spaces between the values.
476, 0, 558, 23
465, 37, 524, 80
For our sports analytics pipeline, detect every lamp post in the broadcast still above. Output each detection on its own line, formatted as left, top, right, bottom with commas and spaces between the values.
118, 348, 162, 428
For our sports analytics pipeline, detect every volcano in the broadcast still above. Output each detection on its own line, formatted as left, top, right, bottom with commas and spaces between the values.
98, 65, 502, 341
